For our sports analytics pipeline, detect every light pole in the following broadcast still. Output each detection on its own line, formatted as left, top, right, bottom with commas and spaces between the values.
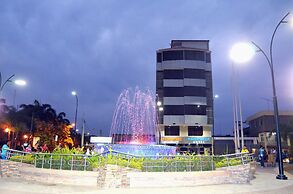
156, 96, 163, 144
212, 94, 219, 155
0, 73, 26, 96
251, 12, 291, 180
71, 91, 79, 145
231, 12, 291, 180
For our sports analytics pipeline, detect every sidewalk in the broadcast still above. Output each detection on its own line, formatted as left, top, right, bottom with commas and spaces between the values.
1, 166, 293, 194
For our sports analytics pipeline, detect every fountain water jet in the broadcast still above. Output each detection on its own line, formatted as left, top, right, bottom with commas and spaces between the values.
110, 88, 157, 144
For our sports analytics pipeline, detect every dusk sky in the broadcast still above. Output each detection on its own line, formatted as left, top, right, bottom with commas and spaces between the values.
1, 1, 293, 136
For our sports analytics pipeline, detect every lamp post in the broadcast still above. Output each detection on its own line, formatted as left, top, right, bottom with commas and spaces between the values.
156, 95, 163, 144
0, 73, 26, 96
71, 91, 79, 144
231, 12, 291, 180
251, 12, 291, 180
212, 94, 219, 155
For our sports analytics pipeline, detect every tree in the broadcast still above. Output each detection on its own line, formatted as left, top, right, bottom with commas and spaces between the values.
1, 100, 73, 150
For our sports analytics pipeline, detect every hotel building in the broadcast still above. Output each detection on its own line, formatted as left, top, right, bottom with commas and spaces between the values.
156, 40, 213, 154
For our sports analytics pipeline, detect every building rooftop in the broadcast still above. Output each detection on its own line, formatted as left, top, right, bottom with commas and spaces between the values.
246, 111, 293, 122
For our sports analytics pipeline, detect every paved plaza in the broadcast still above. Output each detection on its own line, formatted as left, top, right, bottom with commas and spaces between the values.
1, 166, 293, 194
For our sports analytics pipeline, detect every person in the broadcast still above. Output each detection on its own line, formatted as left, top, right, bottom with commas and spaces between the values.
258, 145, 266, 168
24, 144, 32, 153
41, 144, 49, 152
1, 141, 10, 159
241, 146, 249, 154
15, 142, 22, 151
269, 148, 276, 167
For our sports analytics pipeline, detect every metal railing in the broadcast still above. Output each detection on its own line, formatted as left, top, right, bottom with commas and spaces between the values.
5, 149, 254, 172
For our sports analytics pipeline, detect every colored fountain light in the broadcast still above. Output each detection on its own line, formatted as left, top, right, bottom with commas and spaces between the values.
102, 87, 177, 156
110, 88, 157, 144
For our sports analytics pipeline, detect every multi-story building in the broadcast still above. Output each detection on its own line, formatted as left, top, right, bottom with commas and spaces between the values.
156, 40, 213, 154
246, 111, 293, 151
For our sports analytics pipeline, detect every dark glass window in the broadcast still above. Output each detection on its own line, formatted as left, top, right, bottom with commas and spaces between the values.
157, 52, 162, 63
163, 50, 184, 61
188, 126, 203, 136
163, 87, 206, 97
164, 105, 184, 115
163, 70, 183, 79
206, 53, 211, 63
184, 69, 205, 79
185, 50, 205, 61
163, 87, 184, 97
165, 126, 180, 136
184, 86, 206, 97
184, 105, 206, 115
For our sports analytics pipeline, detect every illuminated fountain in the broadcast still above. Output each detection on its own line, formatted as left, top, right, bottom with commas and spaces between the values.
110, 87, 156, 144
103, 87, 176, 156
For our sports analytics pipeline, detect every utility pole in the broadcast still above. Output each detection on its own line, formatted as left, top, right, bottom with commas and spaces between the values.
81, 119, 85, 147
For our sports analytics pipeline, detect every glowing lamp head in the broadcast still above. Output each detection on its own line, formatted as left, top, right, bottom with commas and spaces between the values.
158, 107, 164, 111
71, 91, 77, 96
157, 101, 162, 107
214, 94, 219, 98
230, 42, 255, 63
23, 135, 28, 139
290, 16, 293, 28
14, 79, 26, 86
4, 128, 10, 133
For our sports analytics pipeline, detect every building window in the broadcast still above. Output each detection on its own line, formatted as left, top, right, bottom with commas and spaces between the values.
206, 53, 211, 63
165, 126, 180, 136
163, 87, 184, 97
163, 70, 183, 79
188, 126, 203, 136
185, 50, 205, 61
185, 105, 206, 115
164, 105, 184, 115
163, 86, 206, 97
183, 69, 206, 79
184, 86, 206, 97
157, 52, 162, 63
163, 50, 184, 61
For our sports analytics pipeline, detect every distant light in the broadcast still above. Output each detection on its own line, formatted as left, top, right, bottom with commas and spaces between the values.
4, 128, 10, 133
87, 132, 90, 135
290, 16, 293, 28
14, 79, 26, 86
214, 94, 219, 99
71, 91, 77, 96
230, 42, 255, 63
71, 123, 75, 127
23, 135, 28, 139
157, 101, 162, 107
197, 105, 200, 108
158, 107, 164, 111
76, 129, 79, 132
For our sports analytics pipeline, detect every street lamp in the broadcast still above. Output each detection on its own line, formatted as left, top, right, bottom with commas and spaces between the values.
71, 91, 79, 138
231, 12, 291, 180
0, 73, 26, 96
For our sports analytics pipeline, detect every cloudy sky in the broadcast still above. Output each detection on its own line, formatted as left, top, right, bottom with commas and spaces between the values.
1, 0, 293, 136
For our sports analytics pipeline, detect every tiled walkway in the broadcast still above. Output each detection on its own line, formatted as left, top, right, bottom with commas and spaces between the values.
1, 166, 293, 194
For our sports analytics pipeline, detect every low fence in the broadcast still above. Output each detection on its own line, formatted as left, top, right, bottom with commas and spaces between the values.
4, 149, 254, 172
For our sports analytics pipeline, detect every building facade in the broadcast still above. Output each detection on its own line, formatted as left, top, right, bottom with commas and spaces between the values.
156, 40, 213, 154
246, 111, 293, 150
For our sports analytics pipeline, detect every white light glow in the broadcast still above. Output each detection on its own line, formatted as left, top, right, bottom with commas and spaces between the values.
158, 107, 164, 111
290, 16, 293, 28
71, 91, 77, 96
14, 79, 26, 86
157, 101, 162, 106
230, 42, 255, 63
214, 94, 219, 98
